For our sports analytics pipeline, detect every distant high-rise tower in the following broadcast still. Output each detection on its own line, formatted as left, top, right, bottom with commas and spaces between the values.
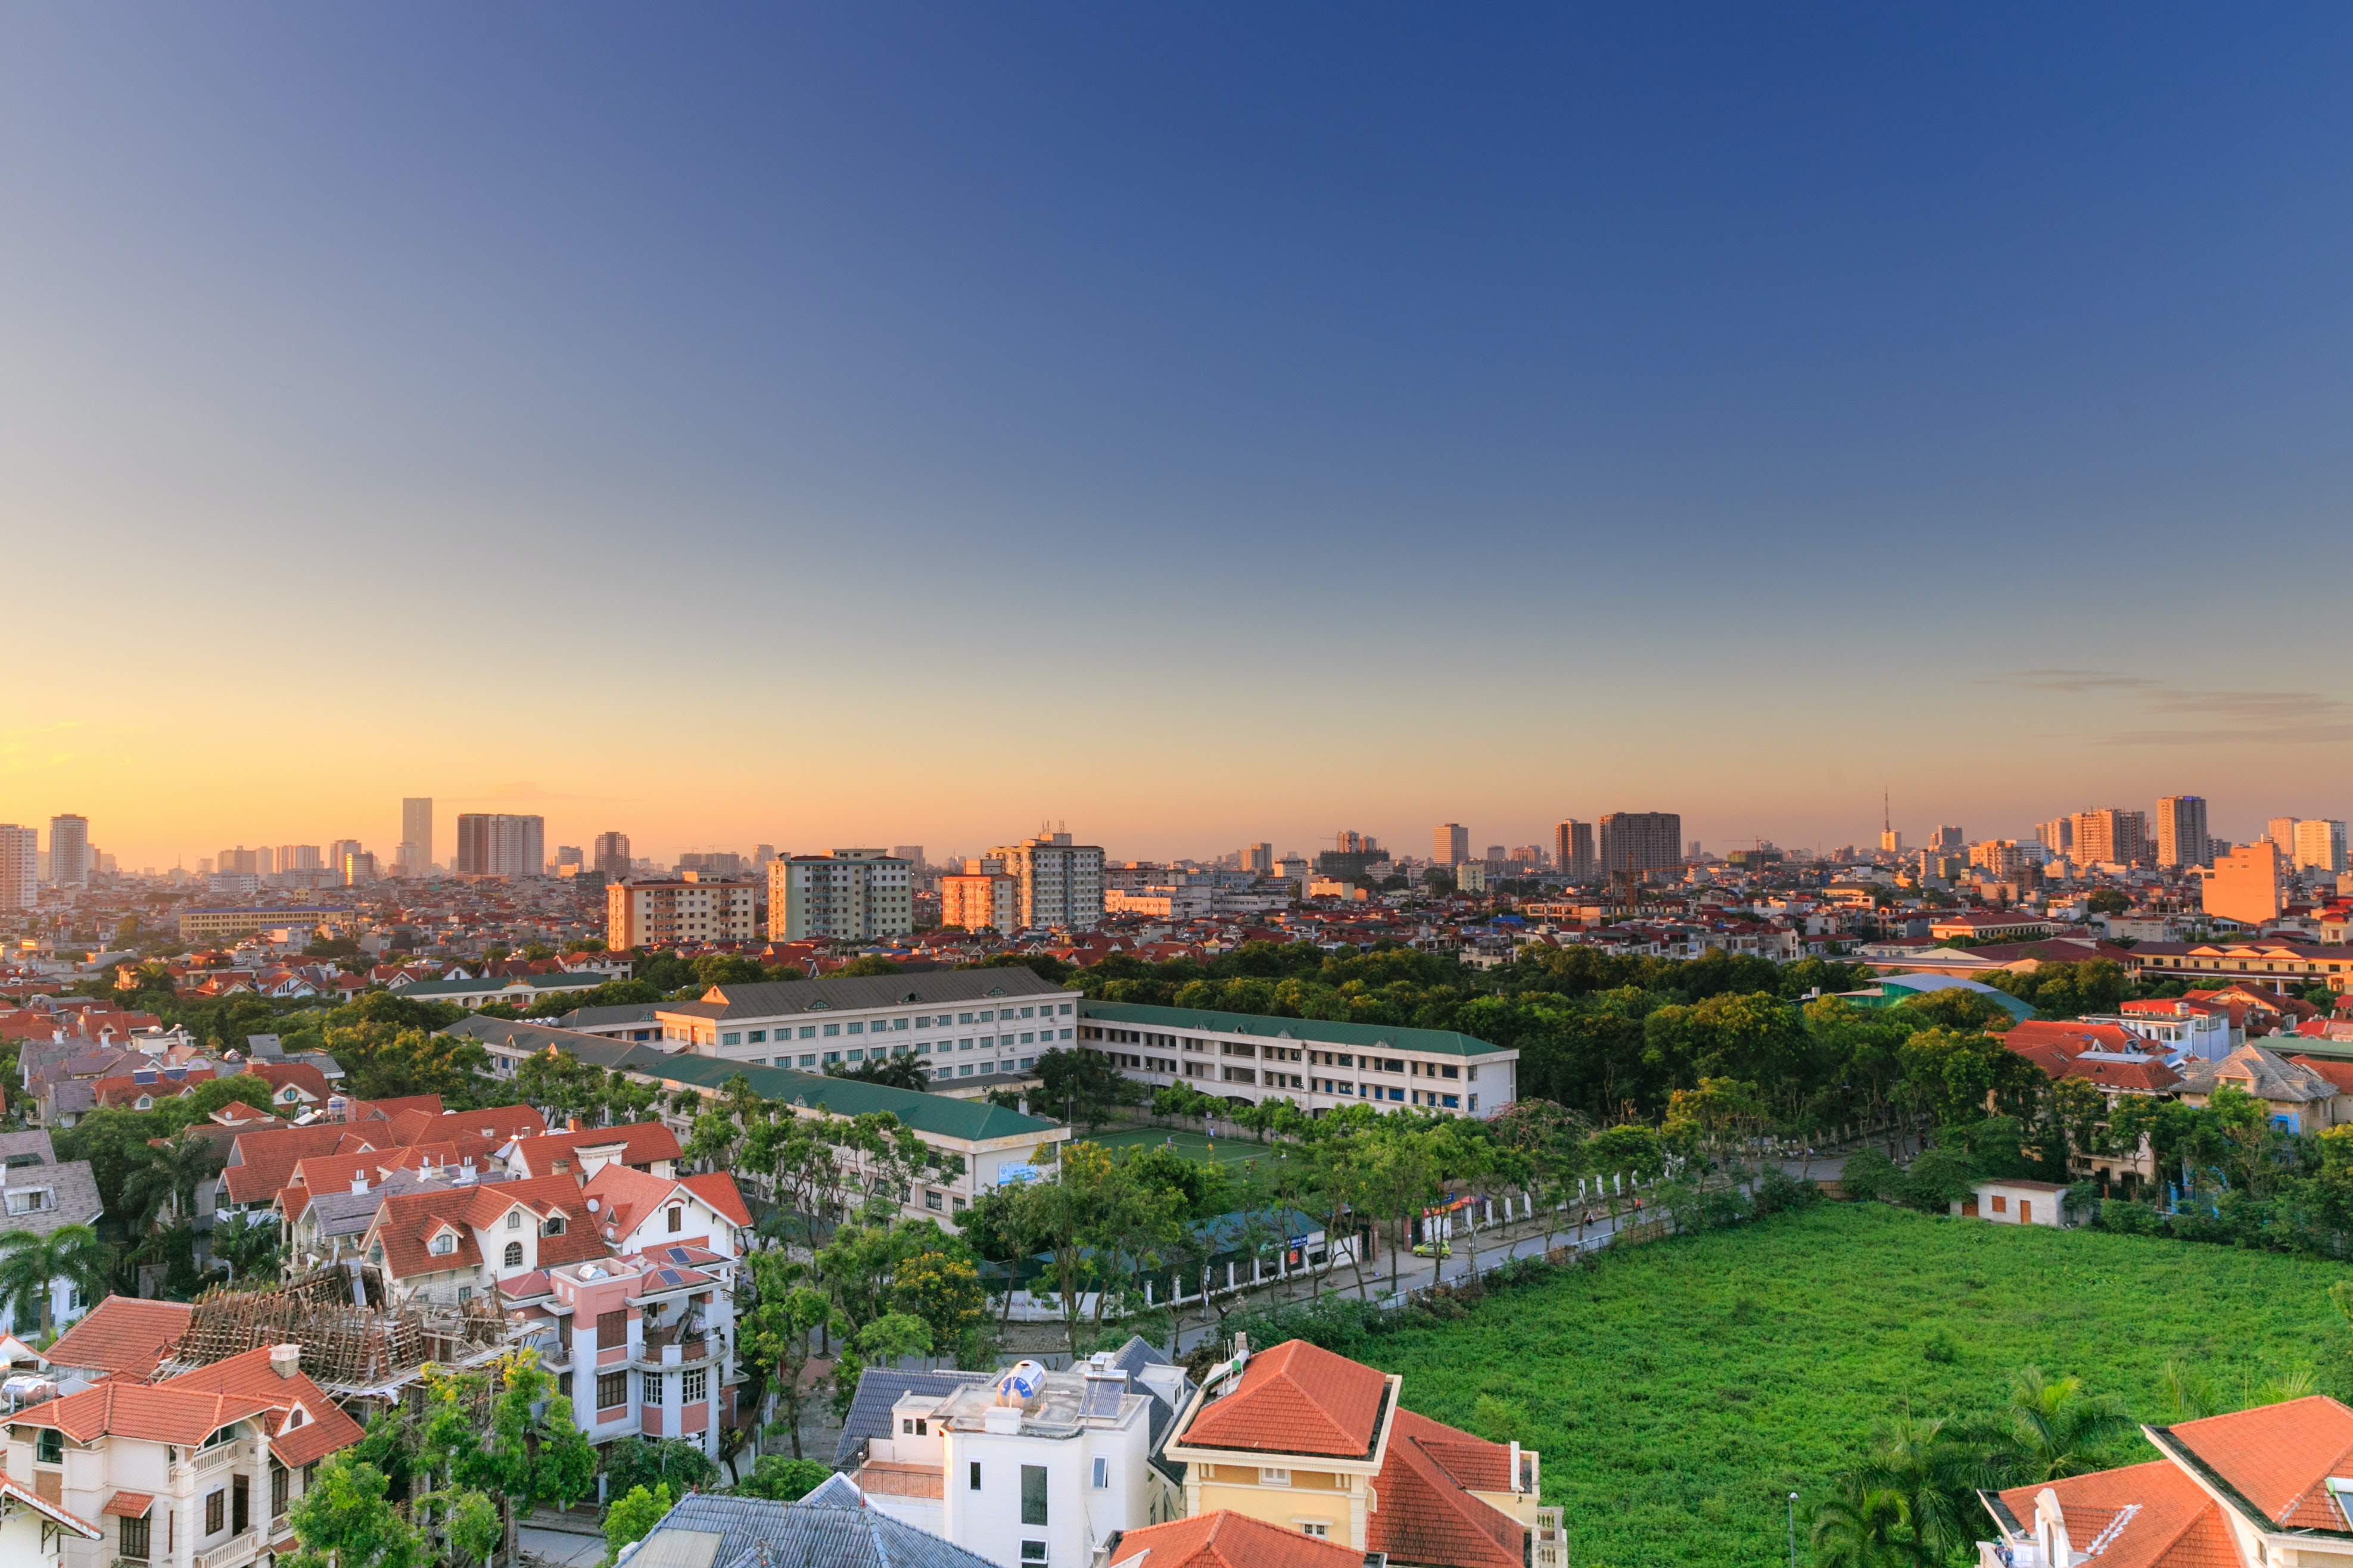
2036, 818, 2074, 858
1244, 842, 1274, 875
2071, 808, 2150, 868
400, 797, 433, 875
1599, 812, 1683, 880
2294, 819, 2348, 875
1434, 824, 1470, 867
2268, 818, 2301, 856
594, 832, 633, 878
48, 815, 89, 887
2153, 796, 2209, 871
0, 825, 36, 909
1933, 825, 1964, 854
1554, 819, 1596, 880
455, 814, 544, 878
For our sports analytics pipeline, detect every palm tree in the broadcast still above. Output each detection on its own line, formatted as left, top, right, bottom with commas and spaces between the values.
1859, 1415, 2005, 1565
1810, 1475, 1910, 1568
213, 1212, 284, 1284
2003, 1367, 2132, 1482
0, 1225, 114, 1342
122, 1132, 225, 1230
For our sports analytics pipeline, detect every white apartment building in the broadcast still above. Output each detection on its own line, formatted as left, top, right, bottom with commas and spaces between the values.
454, 812, 544, 879
2296, 819, 2349, 875
0, 825, 35, 911
941, 871, 1021, 933
770, 850, 913, 941
852, 1360, 1173, 1568
1077, 1001, 1517, 1118
607, 875, 758, 950
655, 968, 1078, 1085
987, 831, 1105, 931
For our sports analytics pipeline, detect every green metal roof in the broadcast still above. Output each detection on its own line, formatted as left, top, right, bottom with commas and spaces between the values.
393, 973, 606, 997
1079, 999, 1510, 1057
623, 1052, 1066, 1144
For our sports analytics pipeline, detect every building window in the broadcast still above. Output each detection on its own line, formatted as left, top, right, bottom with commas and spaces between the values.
668, 1206, 683, 1233
1093, 1456, 1109, 1489
823, 1024, 840, 1037
748, 1030, 765, 1043
598, 1308, 627, 1345
1299, 1523, 1330, 1538
120, 1514, 151, 1560
1021, 1464, 1048, 1526
599, 1371, 629, 1410
206, 1489, 225, 1535
683, 1368, 706, 1403
643, 1372, 663, 1405
431, 1233, 456, 1255
970, 1461, 982, 1491
1021, 1544, 1047, 1563
1260, 1467, 1291, 1486
926, 1190, 943, 1211
542, 1217, 565, 1236
507, 1210, 522, 1229
36, 1429, 61, 1464
271, 1463, 289, 1518
504, 1242, 524, 1267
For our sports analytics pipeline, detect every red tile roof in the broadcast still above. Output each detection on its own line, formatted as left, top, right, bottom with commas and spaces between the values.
1990, 1458, 2237, 1568
102, 1491, 155, 1517
221, 1123, 383, 1206
43, 1298, 194, 1380
0, 1476, 102, 1541
1109, 1512, 1370, 1568
158, 1345, 365, 1469
368, 1171, 592, 1280
1368, 1408, 1525, 1568
1181, 1339, 1391, 1459
679, 1172, 752, 1227
2162, 1394, 2353, 1529
15, 1379, 276, 1446
2290, 1055, 2353, 1095
506, 1121, 680, 1178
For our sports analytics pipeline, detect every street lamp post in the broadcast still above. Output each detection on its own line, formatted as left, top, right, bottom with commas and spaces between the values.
1787, 1491, 1798, 1568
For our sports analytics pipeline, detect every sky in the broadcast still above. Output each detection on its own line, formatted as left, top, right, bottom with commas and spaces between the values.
6, 5, 2353, 870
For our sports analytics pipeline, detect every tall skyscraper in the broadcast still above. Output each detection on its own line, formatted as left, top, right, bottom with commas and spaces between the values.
0, 825, 36, 910
2153, 796, 2209, 870
1932, 825, 1965, 853
455, 814, 544, 878
1599, 812, 1683, 880
401, 798, 433, 872
594, 832, 633, 877
2294, 819, 2348, 875
47, 815, 89, 887
1243, 843, 1274, 875
2071, 808, 2150, 867
1554, 819, 1596, 880
2035, 818, 2074, 858
1434, 824, 1470, 866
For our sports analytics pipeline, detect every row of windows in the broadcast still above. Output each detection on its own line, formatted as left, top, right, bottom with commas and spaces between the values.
605, 1367, 708, 1407
711, 1001, 1075, 1047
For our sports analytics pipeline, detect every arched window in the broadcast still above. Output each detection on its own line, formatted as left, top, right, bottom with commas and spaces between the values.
431, 1233, 455, 1256
667, 1207, 683, 1233
503, 1241, 524, 1268
506, 1210, 522, 1230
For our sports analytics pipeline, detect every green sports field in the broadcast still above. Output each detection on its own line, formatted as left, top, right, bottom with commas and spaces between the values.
1085, 1126, 1266, 1165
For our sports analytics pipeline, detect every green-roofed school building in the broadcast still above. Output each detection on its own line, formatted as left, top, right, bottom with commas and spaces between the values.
1076, 999, 1517, 1119
391, 971, 610, 1009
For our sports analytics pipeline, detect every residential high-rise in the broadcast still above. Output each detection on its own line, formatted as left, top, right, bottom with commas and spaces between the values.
340, 849, 379, 886
608, 876, 758, 950
1554, 819, 1596, 880
1244, 843, 1274, 875
327, 838, 364, 874
401, 798, 433, 872
941, 871, 1020, 933
47, 815, 88, 887
1932, 826, 1965, 854
1598, 812, 1683, 881
217, 847, 261, 876
2205, 840, 2282, 927
594, 832, 633, 877
2153, 796, 2210, 871
889, 846, 925, 869
2269, 818, 2301, 856
454, 814, 544, 878
771, 849, 914, 941
1434, 824, 1470, 866
0, 825, 35, 910
276, 844, 324, 872
986, 830, 1106, 931
2035, 818, 2074, 858
555, 846, 584, 872
2294, 819, 2348, 875
2070, 809, 2149, 867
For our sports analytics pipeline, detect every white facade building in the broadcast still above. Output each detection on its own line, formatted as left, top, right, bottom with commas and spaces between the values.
656, 968, 1078, 1085
986, 832, 1105, 931
607, 876, 759, 950
771, 850, 913, 942
0, 825, 36, 911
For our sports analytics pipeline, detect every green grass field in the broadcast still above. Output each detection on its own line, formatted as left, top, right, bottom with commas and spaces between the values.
1348, 1202, 2353, 1567
1088, 1126, 1266, 1165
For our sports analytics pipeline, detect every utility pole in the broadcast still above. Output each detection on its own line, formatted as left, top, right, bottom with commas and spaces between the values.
1788, 1491, 1799, 1568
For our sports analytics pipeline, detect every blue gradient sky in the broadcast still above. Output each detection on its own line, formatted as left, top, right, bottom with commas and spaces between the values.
6, 6, 2353, 867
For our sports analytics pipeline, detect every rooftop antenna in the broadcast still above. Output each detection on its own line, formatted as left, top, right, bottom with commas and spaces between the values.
1883, 788, 1890, 837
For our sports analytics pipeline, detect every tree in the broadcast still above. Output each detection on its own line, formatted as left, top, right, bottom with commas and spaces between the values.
830, 1054, 935, 1092
747, 1252, 841, 1458
213, 1208, 284, 1283
601, 1438, 716, 1498
830, 1313, 933, 1421
734, 1455, 832, 1501
284, 1454, 427, 1568
1809, 1474, 1909, 1568
892, 1245, 989, 1363
461, 1349, 597, 1566
1034, 1048, 1142, 1131
0, 1224, 112, 1341
603, 1483, 673, 1561
2001, 1367, 2132, 1482
683, 1110, 740, 1175
120, 1130, 226, 1233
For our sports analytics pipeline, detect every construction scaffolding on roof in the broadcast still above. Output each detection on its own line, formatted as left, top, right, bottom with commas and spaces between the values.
158, 1265, 517, 1398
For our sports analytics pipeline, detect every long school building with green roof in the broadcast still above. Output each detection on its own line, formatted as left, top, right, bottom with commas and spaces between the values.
1076, 1000, 1517, 1118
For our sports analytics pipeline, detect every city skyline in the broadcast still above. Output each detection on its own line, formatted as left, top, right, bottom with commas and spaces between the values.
8, 10, 2353, 865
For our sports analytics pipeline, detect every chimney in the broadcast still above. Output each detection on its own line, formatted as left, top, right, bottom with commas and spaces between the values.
568, 1116, 584, 1133
270, 1344, 300, 1380
350, 1173, 368, 1195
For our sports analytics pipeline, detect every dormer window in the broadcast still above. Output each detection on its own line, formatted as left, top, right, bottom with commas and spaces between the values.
287, 1408, 306, 1429
506, 1211, 522, 1230
553, 1159, 569, 1173
431, 1233, 456, 1255
542, 1217, 565, 1236
667, 1207, 683, 1233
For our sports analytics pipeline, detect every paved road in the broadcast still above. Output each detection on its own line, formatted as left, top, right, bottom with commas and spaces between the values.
519, 1526, 606, 1567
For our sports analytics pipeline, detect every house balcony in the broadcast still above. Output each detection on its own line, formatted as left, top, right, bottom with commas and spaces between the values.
172, 1442, 242, 1483
636, 1324, 715, 1368
1533, 1507, 1564, 1568
194, 1528, 263, 1568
